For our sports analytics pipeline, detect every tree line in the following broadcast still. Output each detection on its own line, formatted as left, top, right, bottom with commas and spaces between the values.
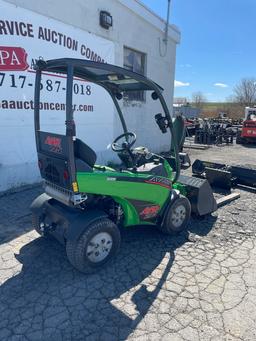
191, 78, 256, 108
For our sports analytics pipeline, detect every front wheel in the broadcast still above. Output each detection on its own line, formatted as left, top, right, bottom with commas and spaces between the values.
159, 195, 191, 235
66, 218, 121, 273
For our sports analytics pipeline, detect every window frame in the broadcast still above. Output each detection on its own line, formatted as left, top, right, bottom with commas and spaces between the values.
123, 46, 147, 102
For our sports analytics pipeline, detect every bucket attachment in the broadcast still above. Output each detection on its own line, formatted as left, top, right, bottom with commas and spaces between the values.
204, 167, 232, 190
178, 175, 217, 216
192, 159, 256, 189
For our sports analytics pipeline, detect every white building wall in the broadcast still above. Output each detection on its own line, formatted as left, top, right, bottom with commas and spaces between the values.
1, 0, 180, 191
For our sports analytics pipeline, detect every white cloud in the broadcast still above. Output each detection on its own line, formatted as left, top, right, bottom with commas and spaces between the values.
175, 80, 190, 87
214, 83, 228, 88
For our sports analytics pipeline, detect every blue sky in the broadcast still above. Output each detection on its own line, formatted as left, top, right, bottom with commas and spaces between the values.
140, 0, 256, 102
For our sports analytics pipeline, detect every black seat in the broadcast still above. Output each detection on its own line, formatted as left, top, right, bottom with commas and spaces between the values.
74, 139, 97, 172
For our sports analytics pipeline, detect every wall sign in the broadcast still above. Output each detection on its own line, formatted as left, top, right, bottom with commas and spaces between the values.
0, 0, 115, 173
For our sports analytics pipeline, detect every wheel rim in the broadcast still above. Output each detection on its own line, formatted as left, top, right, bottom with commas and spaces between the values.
86, 232, 113, 263
171, 204, 186, 228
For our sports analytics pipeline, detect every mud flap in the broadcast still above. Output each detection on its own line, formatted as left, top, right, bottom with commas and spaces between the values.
30, 194, 107, 243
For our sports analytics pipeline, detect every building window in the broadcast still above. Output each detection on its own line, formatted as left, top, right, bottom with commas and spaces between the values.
123, 47, 146, 102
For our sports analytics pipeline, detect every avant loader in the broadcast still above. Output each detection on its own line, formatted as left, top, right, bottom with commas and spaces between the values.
31, 59, 216, 273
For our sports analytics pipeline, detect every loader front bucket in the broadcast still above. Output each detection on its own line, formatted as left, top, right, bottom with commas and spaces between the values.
178, 175, 217, 216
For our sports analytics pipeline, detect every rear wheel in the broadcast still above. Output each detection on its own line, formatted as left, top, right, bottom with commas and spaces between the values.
66, 218, 121, 273
159, 195, 191, 235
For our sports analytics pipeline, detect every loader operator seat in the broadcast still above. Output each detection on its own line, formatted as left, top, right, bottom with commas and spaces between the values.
74, 138, 97, 172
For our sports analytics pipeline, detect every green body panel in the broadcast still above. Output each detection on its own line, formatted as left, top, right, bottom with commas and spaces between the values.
173, 182, 187, 196
111, 196, 157, 227
76, 170, 171, 227
163, 159, 172, 178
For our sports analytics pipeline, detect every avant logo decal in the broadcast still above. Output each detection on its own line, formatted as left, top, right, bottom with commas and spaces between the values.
145, 176, 172, 188
140, 205, 160, 219
44, 136, 62, 153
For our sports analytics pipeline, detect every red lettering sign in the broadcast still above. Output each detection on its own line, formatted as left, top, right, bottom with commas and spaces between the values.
0, 46, 29, 71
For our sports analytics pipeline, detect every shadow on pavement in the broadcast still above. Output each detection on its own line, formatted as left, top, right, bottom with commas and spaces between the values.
239, 144, 256, 149
0, 187, 42, 245
0, 217, 216, 340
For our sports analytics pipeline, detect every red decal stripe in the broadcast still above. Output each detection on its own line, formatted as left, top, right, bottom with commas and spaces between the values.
145, 180, 171, 189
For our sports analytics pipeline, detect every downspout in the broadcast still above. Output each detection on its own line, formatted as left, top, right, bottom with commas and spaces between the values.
163, 0, 171, 44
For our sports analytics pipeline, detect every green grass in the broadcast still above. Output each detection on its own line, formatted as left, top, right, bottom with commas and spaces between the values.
201, 102, 233, 111
199, 102, 244, 119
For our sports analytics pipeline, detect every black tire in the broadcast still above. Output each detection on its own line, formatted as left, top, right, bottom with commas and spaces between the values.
32, 213, 49, 237
66, 218, 121, 273
159, 195, 191, 235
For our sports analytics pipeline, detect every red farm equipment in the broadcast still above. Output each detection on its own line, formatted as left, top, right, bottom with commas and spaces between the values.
237, 107, 256, 144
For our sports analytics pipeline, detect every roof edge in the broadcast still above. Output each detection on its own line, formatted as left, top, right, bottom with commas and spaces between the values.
118, 0, 181, 44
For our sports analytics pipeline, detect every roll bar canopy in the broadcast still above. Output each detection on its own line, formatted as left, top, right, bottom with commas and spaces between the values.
34, 58, 180, 182
35, 58, 163, 94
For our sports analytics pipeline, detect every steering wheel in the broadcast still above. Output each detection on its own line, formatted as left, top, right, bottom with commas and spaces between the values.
111, 132, 136, 152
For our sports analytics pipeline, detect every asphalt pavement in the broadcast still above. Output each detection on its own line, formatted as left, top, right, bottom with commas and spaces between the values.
0, 144, 256, 341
